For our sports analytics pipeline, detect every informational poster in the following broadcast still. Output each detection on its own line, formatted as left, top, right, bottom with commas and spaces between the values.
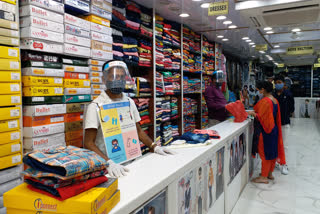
215, 147, 224, 199
206, 157, 217, 211
133, 191, 166, 214
98, 101, 142, 164
195, 164, 206, 214
295, 98, 320, 119
178, 169, 196, 214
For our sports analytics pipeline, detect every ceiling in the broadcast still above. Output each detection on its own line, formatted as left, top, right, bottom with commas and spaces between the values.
133, 0, 320, 66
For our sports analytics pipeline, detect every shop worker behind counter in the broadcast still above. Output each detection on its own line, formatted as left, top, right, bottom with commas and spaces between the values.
204, 70, 229, 127
84, 60, 175, 178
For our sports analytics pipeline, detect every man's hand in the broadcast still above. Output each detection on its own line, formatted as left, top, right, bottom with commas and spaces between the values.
154, 146, 176, 156
107, 160, 130, 178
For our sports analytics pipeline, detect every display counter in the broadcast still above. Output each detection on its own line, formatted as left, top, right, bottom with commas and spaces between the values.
109, 119, 255, 214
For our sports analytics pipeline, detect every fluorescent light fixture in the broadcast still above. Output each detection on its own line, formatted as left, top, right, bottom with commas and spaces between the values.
201, 3, 210, 8
292, 28, 301, 32
228, 25, 237, 29
249, 42, 255, 45
217, 35, 224, 38
266, 31, 274, 34
192, 0, 202, 1
179, 13, 190, 17
274, 45, 280, 48
246, 39, 252, 42
222, 38, 229, 41
252, 45, 256, 47
259, 51, 265, 54
217, 16, 227, 20
223, 20, 232, 25
242, 37, 249, 40
264, 27, 272, 31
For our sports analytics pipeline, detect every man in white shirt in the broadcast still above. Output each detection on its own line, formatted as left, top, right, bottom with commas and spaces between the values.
84, 60, 174, 178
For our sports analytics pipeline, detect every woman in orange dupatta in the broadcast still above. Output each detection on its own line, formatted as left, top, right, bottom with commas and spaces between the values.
248, 81, 286, 184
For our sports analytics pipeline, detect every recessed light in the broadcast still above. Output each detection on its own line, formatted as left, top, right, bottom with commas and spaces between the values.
223, 20, 232, 25
266, 31, 274, 34
274, 45, 280, 48
264, 27, 272, 31
179, 13, 190, 17
217, 16, 227, 20
249, 42, 255, 45
292, 28, 301, 32
252, 56, 255, 57
217, 35, 224, 38
222, 38, 229, 41
201, 3, 210, 8
246, 39, 252, 42
242, 37, 249, 40
252, 45, 256, 47
228, 25, 237, 29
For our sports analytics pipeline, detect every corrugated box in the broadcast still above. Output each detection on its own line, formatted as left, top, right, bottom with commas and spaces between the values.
65, 129, 83, 141
22, 67, 64, 77
24, 133, 66, 152
20, 16, 64, 33
0, 94, 21, 106
91, 89, 103, 95
66, 103, 85, 113
0, 153, 22, 170
63, 64, 89, 73
62, 58, 88, 66
19, 5, 64, 23
90, 22, 111, 35
21, 50, 60, 62
0, 0, 16, 5
23, 114, 64, 127
64, 0, 90, 13
64, 88, 91, 95
0, 178, 23, 196
20, 39, 64, 54
83, 14, 110, 27
0, 46, 19, 59
23, 104, 66, 117
0, 35, 19, 46
65, 23, 90, 38
0, 119, 19, 133
64, 79, 90, 88
91, 31, 112, 43
64, 43, 90, 58
23, 122, 64, 137
91, 84, 106, 90
64, 13, 90, 30
0, 130, 20, 145
91, 40, 112, 52
0, 107, 20, 121
89, 71, 103, 77
20, 0, 64, 14
0, 71, 20, 83
91, 49, 113, 60
23, 96, 63, 105
0, 165, 23, 185
22, 61, 62, 69
65, 72, 89, 80
0, 19, 18, 30
65, 120, 83, 132
23, 86, 64, 97
0, 83, 20, 94
22, 76, 63, 87
63, 94, 91, 103
64, 34, 91, 47
90, 76, 103, 84
66, 137, 83, 148
0, 1, 16, 14
90, 5, 111, 20
21, 26, 64, 43
0, 59, 19, 70
88, 59, 104, 66
0, 142, 21, 157
0, 27, 19, 38
64, 112, 83, 122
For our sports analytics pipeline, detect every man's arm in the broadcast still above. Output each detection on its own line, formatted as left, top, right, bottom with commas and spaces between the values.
84, 128, 109, 162
136, 122, 153, 148
204, 88, 226, 111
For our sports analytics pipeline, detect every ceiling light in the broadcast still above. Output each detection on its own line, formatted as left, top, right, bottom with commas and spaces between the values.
192, 0, 202, 1
252, 45, 256, 47
264, 27, 272, 31
249, 42, 255, 45
259, 51, 265, 54
292, 28, 301, 32
228, 25, 237, 29
217, 35, 224, 38
223, 20, 232, 25
266, 31, 274, 34
179, 13, 190, 17
274, 45, 280, 48
222, 38, 229, 41
252, 56, 255, 58
217, 16, 226, 20
246, 39, 252, 42
200, 3, 210, 8
242, 37, 249, 40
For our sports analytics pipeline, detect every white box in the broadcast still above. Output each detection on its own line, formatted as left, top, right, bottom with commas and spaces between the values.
64, 34, 91, 47
64, 0, 90, 13
19, 5, 64, 23
22, 67, 64, 77
20, 39, 63, 54
20, 0, 64, 14
89, 72, 103, 77
91, 49, 113, 60
90, 76, 103, 84
91, 31, 112, 43
88, 59, 105, 66
23, 104, 66, 117
90, 22, 111, 35
0, 178, 23, 196
64, 43, 90, 58
24, 133, 66, 152
91, 84, 106, 90
23, 122, 65, 138
64, 13, 90, 30
90, 5, 112, 20
63, 64, 90, 73
20, 16, 64, 33
91, 88, 103, 95
65, 23, 90, 38
21, 26, 64, 43
89, 65, 103, 72
64, 88, 91, 95
0, 1, 16, 14
0, 165, 23, 185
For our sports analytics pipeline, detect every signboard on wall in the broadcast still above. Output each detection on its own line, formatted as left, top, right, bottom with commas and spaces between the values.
314, 63, 320, 68
208, 1, 229, 16
286, 46, 314, 55
255, 44, 267, 51
277, 64, 285, 68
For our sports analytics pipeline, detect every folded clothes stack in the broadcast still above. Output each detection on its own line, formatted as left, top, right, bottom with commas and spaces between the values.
161, 121, 173, 146
184, 115, 196, 133
162, 71, 174, 95
125, 1, 141, 32
172, 72, 181, 94
136, 77, 151, 97
156, 72, 165, 96
140, 5, 152, 37
133, 98, 151, 135
112, 29, 124, 61
155, 97, 163, 141
123, 36, 139, 65
202, 95, 209, 128
112, 3, 126, 27
183, 77, 201, 94
171, 97, 179, 120
171, 123, 179, 139
138, 39, 152, 67
183, 97, 197, 116
155, 14, 164, 70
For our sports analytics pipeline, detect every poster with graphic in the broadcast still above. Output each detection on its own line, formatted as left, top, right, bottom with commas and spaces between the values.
215, 147, 224, 199
295, 98, 320, 119
206, 157, 217, 211
98, 101, 141, 164
132, 191, 166, 214
195, 164, 206, 214
178, 169, 196, 214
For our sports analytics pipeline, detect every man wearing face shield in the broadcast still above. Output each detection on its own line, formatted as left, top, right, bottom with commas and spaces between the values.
84, 60, 175, 178
204, 70, 229, 127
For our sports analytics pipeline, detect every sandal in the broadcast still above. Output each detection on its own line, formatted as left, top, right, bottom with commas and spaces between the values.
252, 176, 269, 184
259, 173, 275, 180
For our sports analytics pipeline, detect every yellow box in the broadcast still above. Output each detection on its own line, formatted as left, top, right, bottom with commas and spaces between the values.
22, 76, 63, 87
0, 35, 19, 46
0, 130, 20, 145
0, 83, 20, 94
0, 19, 18, 30
0, 119, 19, 133
0, 46, 19, 59
0, 106, 21, 121
83, 15, 110, 27
0, 141, 21, 157
0, 58, 20, 70
64, 79, 91, 88
1, 0, 16, 5
0, 152, 22, 170
4, 178, 118, 214
0, 71, 20, 83
0, 94, 21, 106
22, 87, 64, 97
105, 189, 120, 213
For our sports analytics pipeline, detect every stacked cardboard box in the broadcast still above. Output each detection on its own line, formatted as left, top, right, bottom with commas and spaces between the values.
88, 59, 106, 100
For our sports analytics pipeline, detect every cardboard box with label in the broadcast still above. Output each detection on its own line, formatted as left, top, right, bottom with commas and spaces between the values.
83, 14, 110, 27
64, 120, 83, 132
0, 46, 19, 59
64, 112, 83, 123
65, 23, 90, 38
0, 178, 23, 196
90, 22, 111, 35
21, 51, 60, 63
91, 40, 112, 52
24, 132, 65, 151
22, 67, 64, 77
20, 39, 64, 54
22, 61, 63, 69
0, 94, 21, 106
64, 13, 90, 30
0, 165, 23, 185
23, 122, 65, 138
0, 119, 19, 133
63, 94, 91, 103
0, 71, 20, 83
23, 86, 64, 97
0, 142, 21, 158
64, 88, 91, 95
0, 18, 18, 30
66, 103, 85, 113
0, 130, 20, 145
21, 26, 64, 43
0, 1, 16, 14
64, 0, 90, 13
0, 59, 19, 70
90, 31, 112, 44
64, 43, 90, 58
91, 89, 103, 95
0, 83, 20, 94
91, 0, 112, 12
0, 27, 19, 38
23, 104, 66, 117
63, 64, 89, 73
0, 107, 20, 121
0, 152, 22, 170
66, 137, 83, 148
89, 71, 102, 77
20, 16, 64, 33
0, 35, 19, 46
65, 72, 89, 80
23, 114, 64, 127
65, 129, 83, 141
22, 76, 63, 87
62, 58, 88, 66
88, 59, 105, 66
19, 5, 64, 23
91, 49, 112, 60
65, 34, 91, 48
91, 84, 106, 90
20, 0, 64, 14
90, 76, 103, 84
64, 79, 90, 88
23, 96, 63, 105
90, 5, 111, 20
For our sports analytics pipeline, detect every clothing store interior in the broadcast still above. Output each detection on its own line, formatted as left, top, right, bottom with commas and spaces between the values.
0, 0, 319, 213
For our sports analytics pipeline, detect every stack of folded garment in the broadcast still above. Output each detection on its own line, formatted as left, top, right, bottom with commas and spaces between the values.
155, 97, 163, 141
161, 121, 173, 146
202, 95, 209, 128
184, 115, 196, 133
183, 77, 201, 93
136, 77, 151, 97
172, 72, 181, 94
171, 122, 179, 139
112, 2, 126, 27
155, 15, 164, 70
161, 97, 171, 123
156, 72, 165, 95
171, 97, 179, 120
183, 97, 198, 116
123, 36, 139, 65
112, 29, 124, 61
140, 5, 153, 37
162, 72, 174, 95
125, 1, 141, 32
133, 98, 152, 134
138, 39, 152, 67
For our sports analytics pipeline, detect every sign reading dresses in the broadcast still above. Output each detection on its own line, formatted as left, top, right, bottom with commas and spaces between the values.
208, 1, 228, 16
98, 101, 141, 164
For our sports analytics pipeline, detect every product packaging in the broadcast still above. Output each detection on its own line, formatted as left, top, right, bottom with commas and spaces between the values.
91, 89, 103, 95
91, 49, 113, 60
23, 96, 63, 105
90, 31, 112, 43
89, 71, 103, 77
20, 16, 64, 33
91, 84, 106, 90
23, 122, 64, 138
0, 46, 19, 59
63, 94, 91, 103
0, 119, 19, 133
0, 165, 23, 185
83, 14, 110, 27
65, 72, 89, 80
65, 23, 90, 38
0, 59, 19, 70
64, 0, 90, 13
64, 112, 83, 122
23, 114, 64, 127
0, 94, 21, 106
90, 5, 112, 20
0, 71, 20, 83
0, 0, 16, 5
66, 138, 83, 148
65, 129, 83, 141
20, 0, 64, 14
22, 76, 63, 87
66, 103, 85, 113
88, 59, 104, 66
0, 83, 20, 94
24, 132, 66, 152
22, 61, 62, 69
0, 27, 19, 38
90, 22, 111, 35
0, 10, 15, 22
64, 13, 90, 30
20, 26, 64, 43
0, 142, 21, 157
0, 152, 22, 170
21, 51, 58, 63
23, 104, 66, 117
63, 64, 90, 73
0, 1, 16, 14
90, 76, 103, 84
0, 178, 23, 195
0, 130, 20, 145
0, 35, 19, 46
64, 79, 90, 88
64, 88, 91, 95
91, 95, 99, 100
20, 39, 64, 54
64, 120, 83, 132
0, 18, 18, 30
91, 40, 112, 52
64, 34, 91, 47
0, 106, 20, 121
19, 5, 64, 23
64, 43, 91, 58
91, 0, 112, 12
22, 86, 64, 97
22, 67, 64, 77
62, 58, 88, 66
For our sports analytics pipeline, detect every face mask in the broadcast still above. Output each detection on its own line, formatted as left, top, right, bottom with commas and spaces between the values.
275, 83, 284, 90
106, 80, 126, 94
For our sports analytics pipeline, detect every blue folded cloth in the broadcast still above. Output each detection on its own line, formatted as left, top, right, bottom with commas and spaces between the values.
179, 132, 210, 144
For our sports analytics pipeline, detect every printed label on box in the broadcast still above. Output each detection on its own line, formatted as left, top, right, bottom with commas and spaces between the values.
20, 16, 64, 33
90, 22, 111, 35
65, 34, 91, 47
20, 0, 64, 14
65, 23, 90, 38
8, 120, 18, 129
54, 78, 63, 84
32, 97, 44, 102
10, 72, 20, 80
10, 61, 19, 69
91, 49, 113, 60
21, 26, 64, 43
10, 109, 20, 117
20, 39, 64, 54
64, 44, 91, 58
10, 132, 20, 140
11, 144, 20, 152
91, 31, 112, 43
11, 96, 20, 104
11, 38, 19, 45
10, 84, 19, 92
12, 154, 21, 164
64, 0, 90, 12
64, 13, 90, 30
8, 48, 18, 57
19, 5, 64, 23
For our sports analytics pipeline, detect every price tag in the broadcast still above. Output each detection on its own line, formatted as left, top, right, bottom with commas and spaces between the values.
10, 109, 20, 117
11, 96, 20, 104
11, 72, 20, 80
31, 61, 44, 67
54, 78, 63, 84
11, 144, 21, 152
79, 74, 86, 79
10, 132, 20, 140
10, 61, 19, 69
8, 48, 18, 57
10, 84, 20, 92
12, 154, 21, 164
8, 120, 18, 128
32, 97, 45, 102
55, 88, 63, 94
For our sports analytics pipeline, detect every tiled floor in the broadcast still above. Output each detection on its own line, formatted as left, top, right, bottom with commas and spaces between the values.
231, 118, 320, 214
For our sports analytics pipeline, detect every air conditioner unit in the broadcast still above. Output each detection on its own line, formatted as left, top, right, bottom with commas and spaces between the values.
236, 0, 320, 27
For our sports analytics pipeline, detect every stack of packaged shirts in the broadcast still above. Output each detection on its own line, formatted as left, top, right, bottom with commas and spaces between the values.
133, 98, 151, 133
20, 1, 64, 54
183, 77, 201, 94
123, 36, 139, 65
89, 59, 106, 100
112, 29, 124, 61
155, 14, 164, 70
90, 0, 112, 21
171, 97, 178, 120
64, 0, 90, 15
161, 121, 173, 146
183, 97, 197, 116
136, 77, 151, 97
162, 72, 174, 95
138, 39, 152, 67
160, 97, 171, 123
156, 72, 165, 96
184, 115, 196, 133
63, 57, 91, 103
125, 1, 141, 32
139, 5, 152, 37
64, 13, 91, 58
202, 95, 209, 128
112, 0, 126, 27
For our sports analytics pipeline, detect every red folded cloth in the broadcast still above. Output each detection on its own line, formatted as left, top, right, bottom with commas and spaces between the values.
225, 100, 248, 123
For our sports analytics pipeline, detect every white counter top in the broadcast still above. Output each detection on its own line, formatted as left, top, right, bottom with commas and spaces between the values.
109, 119, 250, 214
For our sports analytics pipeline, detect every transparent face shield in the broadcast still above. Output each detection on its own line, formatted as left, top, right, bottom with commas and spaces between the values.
214, 70, 226, 84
